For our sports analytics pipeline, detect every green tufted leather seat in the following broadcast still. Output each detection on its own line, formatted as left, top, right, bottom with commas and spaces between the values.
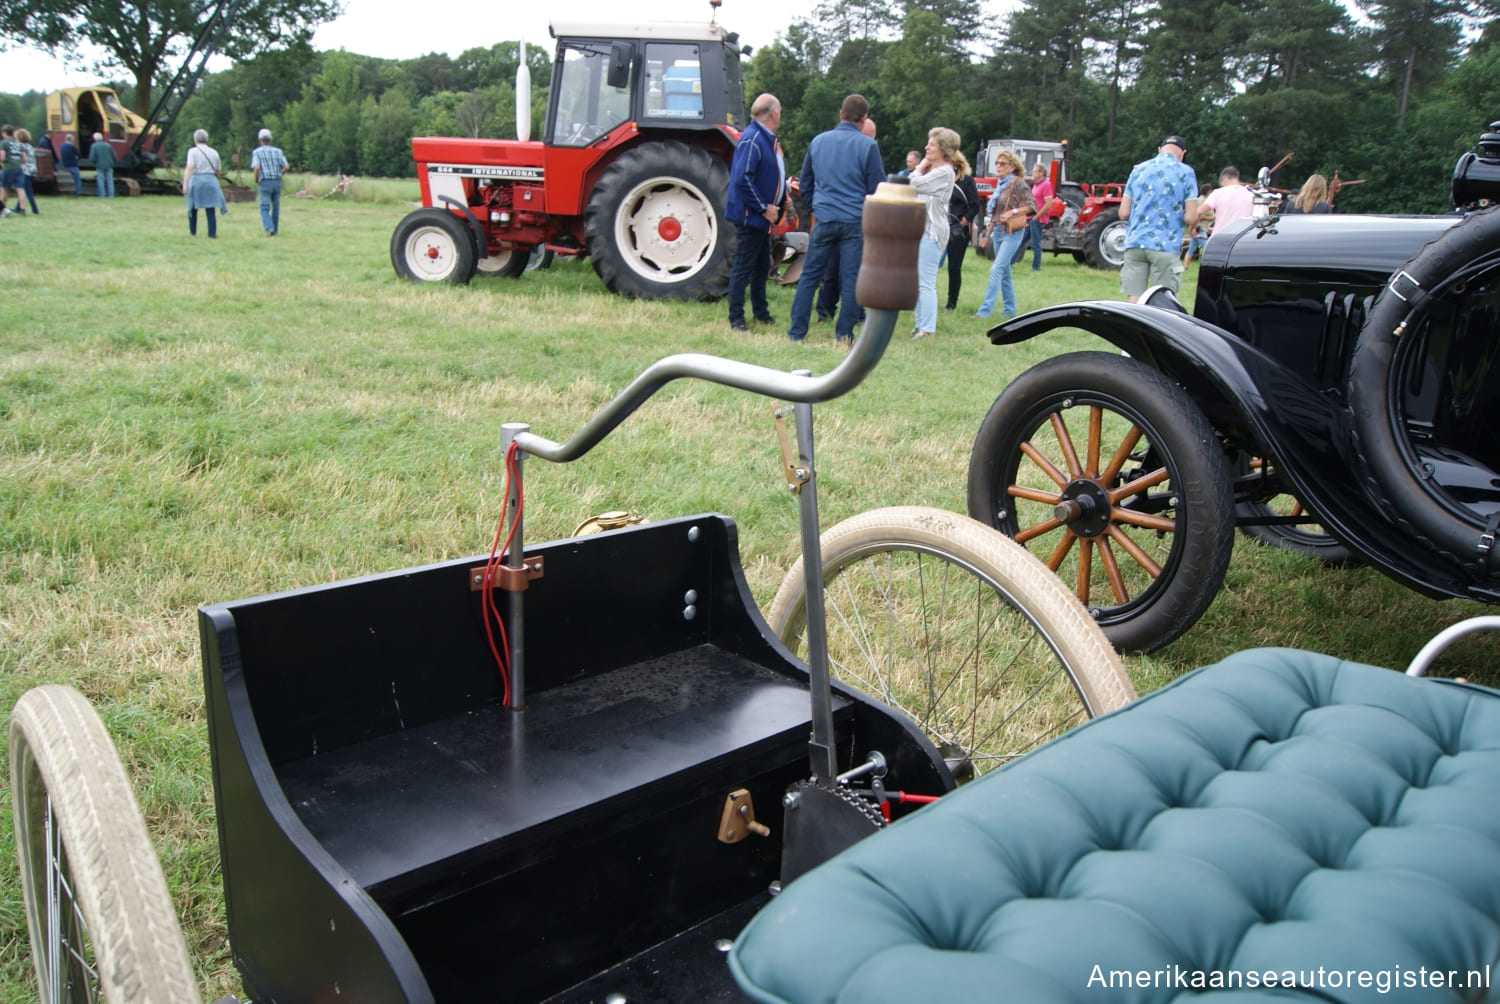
729, 649, 1500, 1003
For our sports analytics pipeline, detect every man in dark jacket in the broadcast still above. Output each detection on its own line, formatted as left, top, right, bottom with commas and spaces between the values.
725, 93, 787, 331
87, 132, 116, 198
58, 134, 81, 196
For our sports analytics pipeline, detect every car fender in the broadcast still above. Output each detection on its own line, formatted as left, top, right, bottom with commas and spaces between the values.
983, 301, 1477, 599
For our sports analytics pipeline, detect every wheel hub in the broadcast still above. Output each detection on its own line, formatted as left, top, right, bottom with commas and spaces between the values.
1054, 480, 1112, 537
657, 216, 683, 242
425, 245, 441, 260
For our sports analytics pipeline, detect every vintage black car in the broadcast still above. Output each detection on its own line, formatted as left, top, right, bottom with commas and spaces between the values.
967, 124, 1500, 652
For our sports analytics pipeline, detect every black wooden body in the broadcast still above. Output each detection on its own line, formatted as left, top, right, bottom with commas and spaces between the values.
989, 212, 1500, 602
200, 514, 948, 1003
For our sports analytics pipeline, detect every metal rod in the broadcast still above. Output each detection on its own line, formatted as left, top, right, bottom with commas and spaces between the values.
501, 423, 528, 710
1406, 615, 1500, 676
792, 391, 837, 784
512, 309, 901, 464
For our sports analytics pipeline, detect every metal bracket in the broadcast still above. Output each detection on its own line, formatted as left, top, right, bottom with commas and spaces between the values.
469, 556, 545, 592
717, 788, 771, 843
773, 404, 811, 494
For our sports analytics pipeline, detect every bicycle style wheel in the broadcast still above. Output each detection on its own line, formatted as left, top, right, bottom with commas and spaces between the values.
10, 685, 200, 1004
766, 507, 1134, 780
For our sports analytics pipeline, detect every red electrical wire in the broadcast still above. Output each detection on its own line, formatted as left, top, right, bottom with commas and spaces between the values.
481, 441, 524, 706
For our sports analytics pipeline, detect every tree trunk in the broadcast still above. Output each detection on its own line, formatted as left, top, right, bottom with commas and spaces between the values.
1397, 39, 1417, 127
133, 72, 154, 119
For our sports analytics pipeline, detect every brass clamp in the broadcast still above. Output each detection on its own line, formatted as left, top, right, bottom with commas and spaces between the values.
773, 404, 811, 495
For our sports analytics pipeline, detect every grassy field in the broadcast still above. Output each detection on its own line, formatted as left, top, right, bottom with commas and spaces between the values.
3, 191, 1497, 1001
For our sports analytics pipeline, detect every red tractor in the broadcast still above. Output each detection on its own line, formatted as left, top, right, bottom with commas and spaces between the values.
391, 20, 749, 299
972, 138, 1128, 270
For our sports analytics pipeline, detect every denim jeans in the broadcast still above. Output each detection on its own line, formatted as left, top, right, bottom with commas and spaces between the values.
189, 208, 218, 238
788, 219, 864, 340
913, 236, 943, 333
976, 228, 1029, 317
258, 178, 283, 234
65, 166, 81, 196
96, 168, 114, 198
727, 223, 771, 324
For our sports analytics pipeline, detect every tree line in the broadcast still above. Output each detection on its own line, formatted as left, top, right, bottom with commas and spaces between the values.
3, 0, 1498, 212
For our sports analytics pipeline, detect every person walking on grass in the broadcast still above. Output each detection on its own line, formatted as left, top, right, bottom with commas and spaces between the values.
88, 132, 116, 198
17, 129, 40, 215
183, 129, 228, 238
251, 128, 289, 236
1, 125, 24, 217
974, 148, 1035, 321
1119, 134, 1199, 302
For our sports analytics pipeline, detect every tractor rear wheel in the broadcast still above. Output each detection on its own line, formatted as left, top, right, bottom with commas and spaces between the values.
391, 208, 476, 284
585, 140, 731, 300
1083, 208, 1127, 270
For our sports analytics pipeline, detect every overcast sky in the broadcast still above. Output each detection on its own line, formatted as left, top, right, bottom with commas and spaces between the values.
0, 0, 825, 95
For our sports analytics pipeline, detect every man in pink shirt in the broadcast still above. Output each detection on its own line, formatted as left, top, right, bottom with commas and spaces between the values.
1018, 163, 1059, 271
1198, 166, 1255, 236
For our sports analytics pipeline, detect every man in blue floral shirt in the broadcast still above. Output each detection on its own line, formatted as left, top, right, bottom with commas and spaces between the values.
1118, 134, 1199, 301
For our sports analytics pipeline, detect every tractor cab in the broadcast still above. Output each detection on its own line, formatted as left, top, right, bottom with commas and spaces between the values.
546, 22, 747, 146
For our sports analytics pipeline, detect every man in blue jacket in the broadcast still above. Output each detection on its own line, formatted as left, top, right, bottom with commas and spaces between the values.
725, 93, 788, 331
786, 94, 885, 347
58, 134, 81, 196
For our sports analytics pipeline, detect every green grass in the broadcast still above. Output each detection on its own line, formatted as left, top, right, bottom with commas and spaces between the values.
2, 193, 1497, 1000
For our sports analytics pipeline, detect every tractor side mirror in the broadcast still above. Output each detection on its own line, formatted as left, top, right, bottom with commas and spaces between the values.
607, 43, 632, 90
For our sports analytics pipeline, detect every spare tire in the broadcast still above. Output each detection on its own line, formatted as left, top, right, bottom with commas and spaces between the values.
1348, 205, 1500, 573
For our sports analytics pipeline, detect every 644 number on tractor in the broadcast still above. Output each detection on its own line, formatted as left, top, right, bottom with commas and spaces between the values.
391, 20, 749, 300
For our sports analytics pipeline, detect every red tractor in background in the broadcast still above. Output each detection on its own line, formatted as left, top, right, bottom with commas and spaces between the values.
973, 138, 1128, 270
391, 20, 749, 300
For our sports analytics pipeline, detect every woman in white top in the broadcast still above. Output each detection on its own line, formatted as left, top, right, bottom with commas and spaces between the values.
908, 127, 966, 339
182, 129, 228, 238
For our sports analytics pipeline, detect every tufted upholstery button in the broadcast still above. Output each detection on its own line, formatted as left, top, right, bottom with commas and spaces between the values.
730, 649, 1500, 1004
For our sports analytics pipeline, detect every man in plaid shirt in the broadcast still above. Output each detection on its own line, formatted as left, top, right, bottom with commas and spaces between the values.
251, 128, 290, 236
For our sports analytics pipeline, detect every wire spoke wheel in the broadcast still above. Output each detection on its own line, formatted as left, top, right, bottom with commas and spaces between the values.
11, 686, 200, 1004
767, 507, 1133, 780
969, 352, 1234, 653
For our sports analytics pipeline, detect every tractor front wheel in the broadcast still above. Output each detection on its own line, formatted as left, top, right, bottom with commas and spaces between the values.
391, 208, 477, 284
585, 141, 732, 300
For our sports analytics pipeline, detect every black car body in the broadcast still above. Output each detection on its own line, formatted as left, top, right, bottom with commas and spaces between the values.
968, 153, 1500, 652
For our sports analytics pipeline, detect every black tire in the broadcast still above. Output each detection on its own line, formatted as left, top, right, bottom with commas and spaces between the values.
1234, 455, 1357, 565
11, 685, 200, 1004
474, 247, 529, 278
967, 351, 1235, 653
766, 507, 1134, 780
1083, 208, 1126, 270
390, 208, 476, 284
526, 246, 555, 271
1349, 205, 1500, 572
584, 140, 732, 300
